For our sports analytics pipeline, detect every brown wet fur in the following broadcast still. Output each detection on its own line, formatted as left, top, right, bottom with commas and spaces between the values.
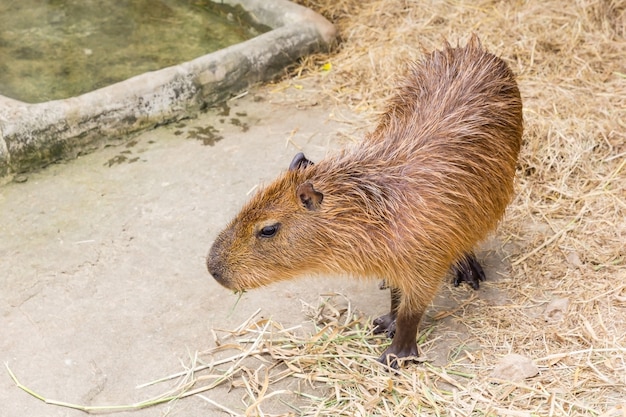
207, 35, 523, 367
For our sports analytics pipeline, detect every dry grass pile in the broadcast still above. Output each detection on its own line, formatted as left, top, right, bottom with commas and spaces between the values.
88, 292, 626, 416
9, 294, 625, 415
286, 0, 626, 415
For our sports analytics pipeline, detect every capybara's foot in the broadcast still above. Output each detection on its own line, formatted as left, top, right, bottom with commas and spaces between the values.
373, 313, 397, 338
453, 252, 486, 290
377, 342, 420, 369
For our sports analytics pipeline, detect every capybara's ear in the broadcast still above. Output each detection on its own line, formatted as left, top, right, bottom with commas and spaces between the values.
289, 152, 314, 171
296, 182, 323, 211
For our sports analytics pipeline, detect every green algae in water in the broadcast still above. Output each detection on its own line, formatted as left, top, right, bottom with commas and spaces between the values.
0, 0, 270, 103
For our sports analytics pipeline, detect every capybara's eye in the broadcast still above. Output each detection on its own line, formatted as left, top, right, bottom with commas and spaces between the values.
258, 224, 280, 238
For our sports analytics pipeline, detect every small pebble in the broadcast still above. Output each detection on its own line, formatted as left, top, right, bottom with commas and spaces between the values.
566, 251, 583, 268
490, 354, 539, 382
544, 297, 570, 323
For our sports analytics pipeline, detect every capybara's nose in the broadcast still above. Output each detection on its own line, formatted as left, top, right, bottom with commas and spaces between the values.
207, 265, 220, 282
206, 257, 221, 282
206, 250, 232, 289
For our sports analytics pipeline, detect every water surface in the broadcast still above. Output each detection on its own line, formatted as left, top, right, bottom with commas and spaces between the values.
0, 0, 269, 103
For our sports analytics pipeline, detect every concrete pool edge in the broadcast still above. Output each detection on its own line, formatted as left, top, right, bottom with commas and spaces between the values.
0, 0, 336, 183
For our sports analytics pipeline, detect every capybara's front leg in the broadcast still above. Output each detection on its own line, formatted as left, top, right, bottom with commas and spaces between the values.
377, 300, 423, 368
373, 287, 401, 337
453, 251, 486, 289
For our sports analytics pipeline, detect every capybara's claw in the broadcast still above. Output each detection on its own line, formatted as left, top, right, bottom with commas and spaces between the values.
373, 313, 397, 338
453, 252, 486, 290
377, 343, 421, 369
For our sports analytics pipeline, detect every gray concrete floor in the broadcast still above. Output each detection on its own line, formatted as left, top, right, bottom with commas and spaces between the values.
0, 83, 509, 416
0, 84, 383, 416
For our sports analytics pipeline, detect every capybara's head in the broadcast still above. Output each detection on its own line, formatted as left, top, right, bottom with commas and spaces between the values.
206, 153, 326, 292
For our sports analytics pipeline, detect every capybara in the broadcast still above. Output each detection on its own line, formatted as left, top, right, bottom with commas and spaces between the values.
207, 35, 523, 368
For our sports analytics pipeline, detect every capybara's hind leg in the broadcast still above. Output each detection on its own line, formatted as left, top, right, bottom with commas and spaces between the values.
377, 300, 422, 368
453, 252, 486, 290
373, 287, 400, 337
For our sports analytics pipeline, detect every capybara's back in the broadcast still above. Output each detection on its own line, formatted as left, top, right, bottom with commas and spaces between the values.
356, 34, 523, 285
207, 35, 523, 367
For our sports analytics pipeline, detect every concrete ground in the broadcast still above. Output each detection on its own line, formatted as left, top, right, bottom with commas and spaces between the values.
0, 83, 508, 416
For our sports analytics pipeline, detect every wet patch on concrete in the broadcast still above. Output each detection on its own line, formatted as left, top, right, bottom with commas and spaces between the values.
186, 126, 224, 146
104, 153, 141, 167
229, 118, 250, 132
104, 139, 148, 166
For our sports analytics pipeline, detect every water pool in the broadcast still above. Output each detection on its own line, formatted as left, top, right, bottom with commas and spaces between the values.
0, 0, 269, 103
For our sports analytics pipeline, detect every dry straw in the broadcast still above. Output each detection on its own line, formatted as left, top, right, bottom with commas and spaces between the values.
7, 293, 626, 415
